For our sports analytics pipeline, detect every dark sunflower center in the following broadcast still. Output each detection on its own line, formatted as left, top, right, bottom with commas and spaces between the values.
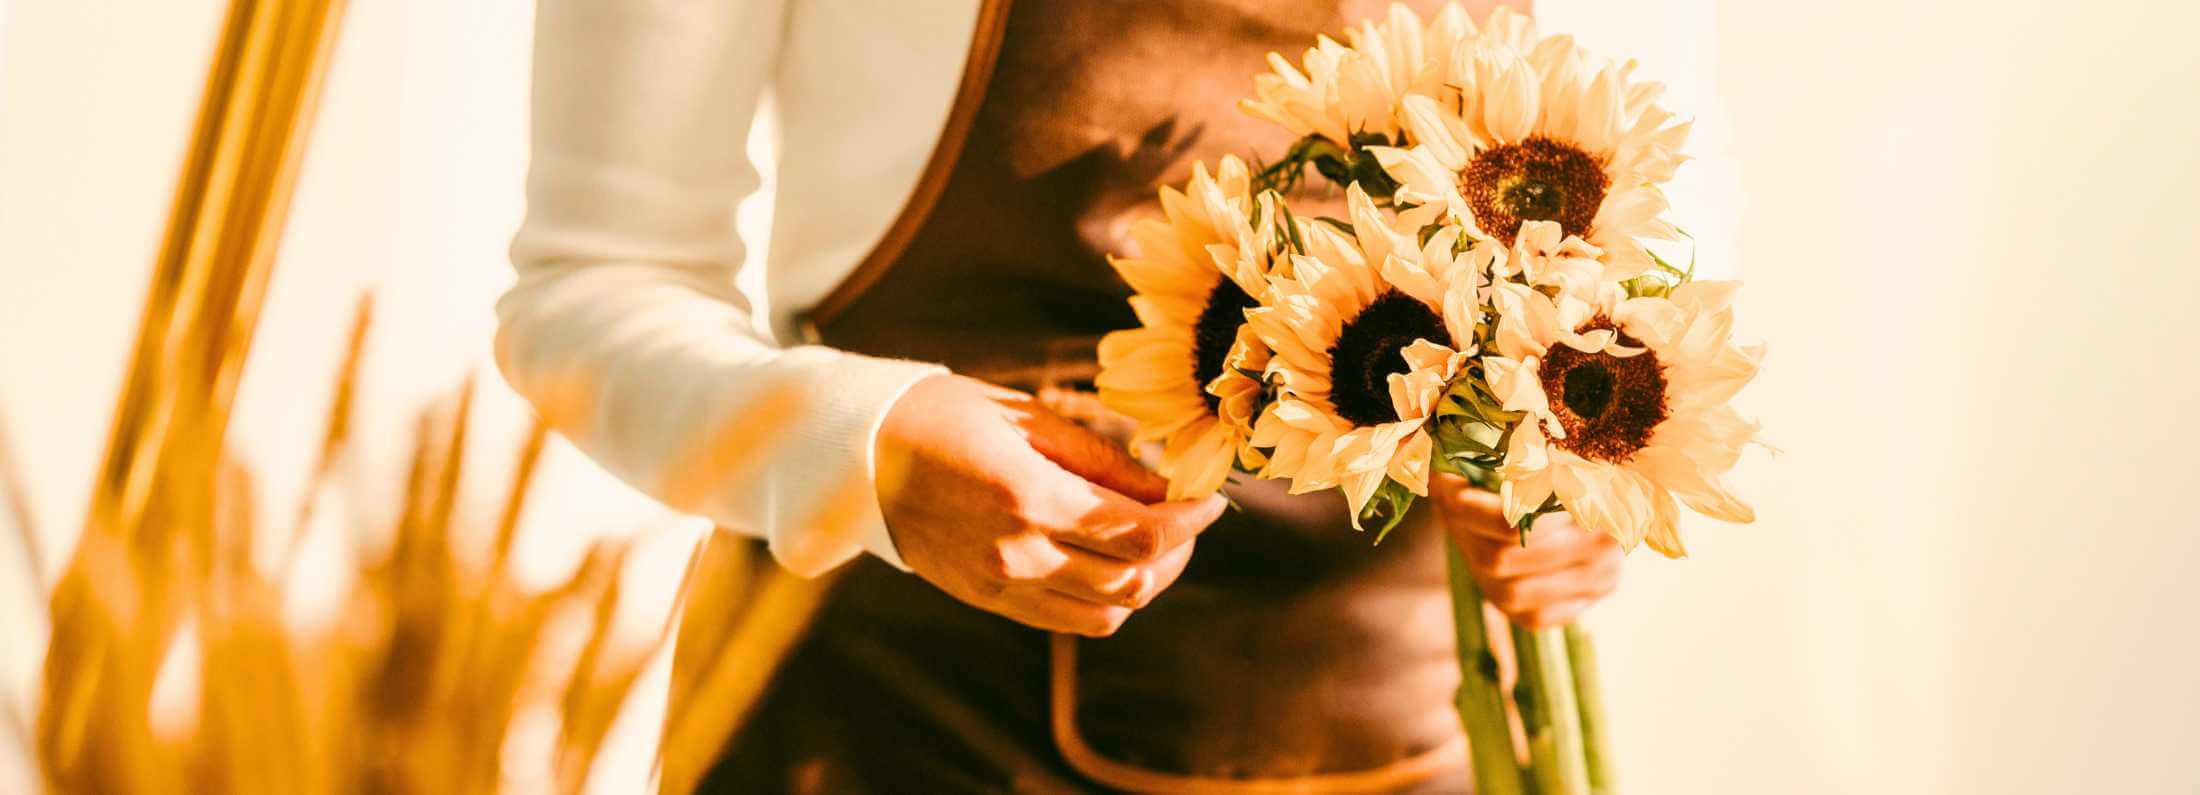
1327, 292, 1447, 427
1562, 365, 1616, 420
1538, 318, 1667, 463
1191, 278, 1258, 412
1459, 136, 1609, 241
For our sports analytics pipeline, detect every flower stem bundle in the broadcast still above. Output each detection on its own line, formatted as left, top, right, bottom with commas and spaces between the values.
1098, 5, 1767, 792
1444, 542, 1525, 795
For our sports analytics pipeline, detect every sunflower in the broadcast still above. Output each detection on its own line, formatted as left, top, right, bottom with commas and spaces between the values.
1369, 6, 1691, 280
1246, 184, 1482, 522
1482, 279, 1762, 557
1478, 219, 1608, 298
1240, 2, 1473, 148
1097, 156, 1283, 500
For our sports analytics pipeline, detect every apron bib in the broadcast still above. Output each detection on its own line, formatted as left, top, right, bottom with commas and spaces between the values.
712, 1, 1520, 791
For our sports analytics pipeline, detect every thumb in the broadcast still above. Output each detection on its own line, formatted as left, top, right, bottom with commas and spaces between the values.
1023, 409, 1171, 504
1046, 478, 1228, 561
1139, 493, 1230, 548
1434, 473, 1518, 543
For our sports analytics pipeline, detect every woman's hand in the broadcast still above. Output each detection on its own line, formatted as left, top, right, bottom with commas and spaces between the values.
1433, 473, 1624, 629
874, 374, 1228, 637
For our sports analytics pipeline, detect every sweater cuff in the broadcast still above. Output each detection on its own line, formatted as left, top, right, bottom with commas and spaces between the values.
763, 346, 942, 575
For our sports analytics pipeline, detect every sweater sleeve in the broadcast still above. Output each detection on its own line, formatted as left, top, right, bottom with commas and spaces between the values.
497, 0, 941, 576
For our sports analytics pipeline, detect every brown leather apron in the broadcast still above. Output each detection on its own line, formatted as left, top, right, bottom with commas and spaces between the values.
704, 2, 1518, 792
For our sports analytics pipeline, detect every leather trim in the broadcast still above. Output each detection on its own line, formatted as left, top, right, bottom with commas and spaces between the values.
800, 0, 1016, 335
1049, 634, 1468, 794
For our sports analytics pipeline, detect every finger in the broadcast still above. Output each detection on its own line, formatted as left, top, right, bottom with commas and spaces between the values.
1042, 546, 1153, 608
1463, 521, 1621, 579
1037, 481, 1226, 561
1464, 535, 1595, 580
1045, 538, 1198, 608
985, 531, 1071, 583
1431, 472, 1474, 496
1017, 460, 1225, 559
1017, 587, 1135, 637
1022, 408, 1170, 503
1144, 538, 1196, 596
1483, 559, 1621, 619
1435, 484, 1522, 543
1520, 513, 1614, 548
1035, 386, 1142, 446
1520, 599, 1593, 630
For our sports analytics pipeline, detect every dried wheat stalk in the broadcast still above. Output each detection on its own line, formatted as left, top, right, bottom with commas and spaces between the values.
27, 294, 850, 793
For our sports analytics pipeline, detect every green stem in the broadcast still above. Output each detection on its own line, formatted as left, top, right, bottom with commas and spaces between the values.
1566, 625, 1616, 793
1445, 538, 1526, 795
1511, 624, 1591, 795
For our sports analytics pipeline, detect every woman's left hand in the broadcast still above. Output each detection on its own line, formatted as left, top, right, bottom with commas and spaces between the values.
1432, 473, 1625, 629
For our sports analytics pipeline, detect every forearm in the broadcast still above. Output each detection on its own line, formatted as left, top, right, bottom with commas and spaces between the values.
495, 259, 943, 575
507, 0, 946, 576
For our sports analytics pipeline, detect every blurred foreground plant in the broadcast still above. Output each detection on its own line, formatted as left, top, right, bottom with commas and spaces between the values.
13, 289, 854, 793
7, 1, 876, 790
23, 298, 692, 794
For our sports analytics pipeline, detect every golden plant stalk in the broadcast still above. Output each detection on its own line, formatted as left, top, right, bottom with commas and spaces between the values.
11, 1, 750, 771
649, 391, 847, 795
27, 0, 854, 788
0, 412, 42, 586
27, 350, 840, 792
30, 291, 716, 792
2, 409, 42, 784
25, 288, 843, 792
38, 0, 347, 786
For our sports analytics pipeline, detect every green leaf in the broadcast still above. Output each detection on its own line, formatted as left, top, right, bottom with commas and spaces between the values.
1359, 479, 1419, 545
1675, 225, 1700, 284
1511, 494, 1567, 545
1347, 130, 1397, 149
1274, 202, 1310, 255
1465, 464, 1504, 492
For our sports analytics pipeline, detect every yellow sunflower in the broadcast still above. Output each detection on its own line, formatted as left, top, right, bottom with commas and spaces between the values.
1246, 184, 1482, 522
1097, 156, 1282, 500
1482, 279, 1763, 557
1370, 6, 1691, 280
1240, 2, 1473, 148
1477, 219, 1608, 298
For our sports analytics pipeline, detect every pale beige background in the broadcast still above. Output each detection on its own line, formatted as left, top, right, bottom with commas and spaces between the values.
4, 0, 2198, 792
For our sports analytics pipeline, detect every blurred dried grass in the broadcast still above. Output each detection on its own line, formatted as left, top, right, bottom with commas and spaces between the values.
12, 2, 852, 790
13, 291, 861, 793
24, 298, 690, 793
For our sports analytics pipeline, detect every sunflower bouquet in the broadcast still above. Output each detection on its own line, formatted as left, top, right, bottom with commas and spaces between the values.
1096, 6, 1763, 793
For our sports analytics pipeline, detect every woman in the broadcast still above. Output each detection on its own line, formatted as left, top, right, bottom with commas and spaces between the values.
501, 1, 1647, 790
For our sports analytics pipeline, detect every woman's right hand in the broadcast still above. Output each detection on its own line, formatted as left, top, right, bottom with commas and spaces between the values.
874, 374, 1228, 637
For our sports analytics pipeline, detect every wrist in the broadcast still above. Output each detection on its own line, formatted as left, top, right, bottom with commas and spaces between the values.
764, 348, 942, 574
863, 370, 958, 571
